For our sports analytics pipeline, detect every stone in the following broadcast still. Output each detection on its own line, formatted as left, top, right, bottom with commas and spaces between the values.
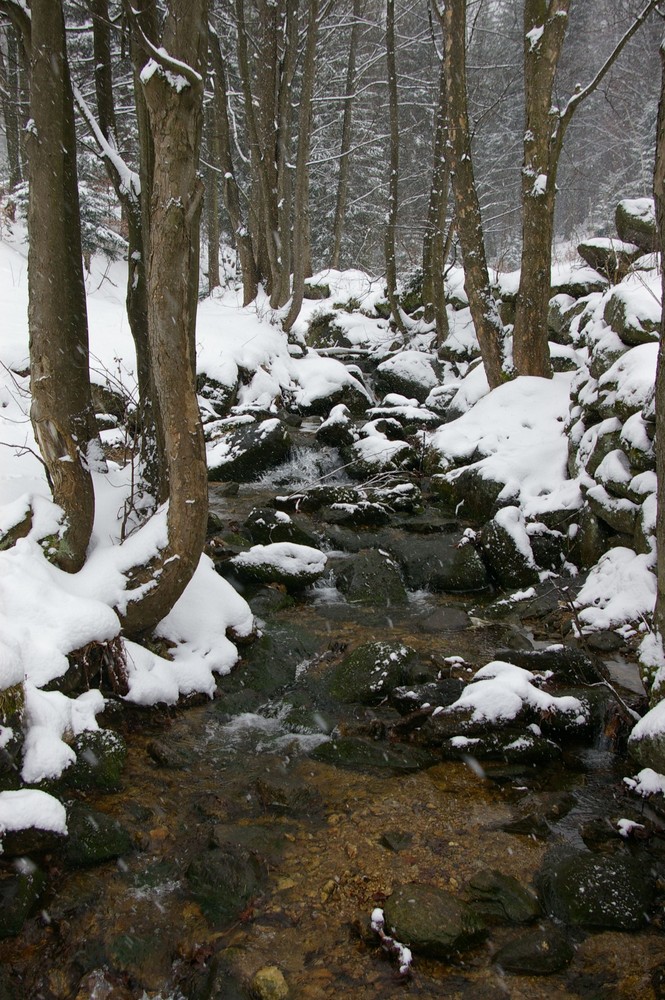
577, 238, 642, 284
375, 350, 439, 403
252, 966, 289, 1000
333, 548, 408, 606
0, 861, 46, 939
387, 532, 489, 593
216, 622, 319, 704
309, 738, 436, 773
327, 641, 418, 704
604, 286, 660, 347
230, 542, 327, 588
586, 484, 639, 536
65, 803, 133, 868
346, 436, 416, 480
419, 607, 471, 632
208, 418, 291, 483
242, 508, 317, 547
315, 404, 356, 448
64, 729, 127, 793
494, 646, 599, 685
537, 850, 654, 930
390, 678, 464, 715
466, 870, 540, 925
477, 508, 539, 589
615, 197, 658, 252
186, 845, 267, 928
494, 924, 573, 975
628, 725, 665, 775
430, 467, 509, 523
197, 372, 238, 419
383, 883, 487, 960
305, 310, 350, 349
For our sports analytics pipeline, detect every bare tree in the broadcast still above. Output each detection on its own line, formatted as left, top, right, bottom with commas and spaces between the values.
652, 23, 665, 650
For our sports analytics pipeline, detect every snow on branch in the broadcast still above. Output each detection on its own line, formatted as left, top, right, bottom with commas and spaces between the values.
72, 84, 140, 203
126, 5, 202, 92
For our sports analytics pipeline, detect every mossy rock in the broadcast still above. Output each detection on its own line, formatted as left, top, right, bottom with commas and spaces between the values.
333, 548, 408, 606
430, 468, 508, 523
242, 508, 317, 547
65, 803, 134, 868
186, 845, 267, 928
466, 870, 541, 925
197, 372, 238, 419
628, 725, 665, 774
494, 924, 573, 975
604, 288, 660, 347
327, 641, 418, 704
64, 729, 127, 793
303, 281, 331, 300
305, 310, 350, 349
383, 882, 487, 960
309, 737, 436, 773
387, 533, 490, 593
208, 418, 292, 483
0, 863, 46, 939
615, 197, 658, 253
477, 509, 539, 589
218, 622, 320, 704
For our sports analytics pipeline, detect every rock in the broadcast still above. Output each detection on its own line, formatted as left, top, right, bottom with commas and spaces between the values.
615, 197, 658, 252
254, 776, 322, 816
430, 467, 509, 523
466, 870, 540, 925
0, 861, 46, 939
380, 830, 414, 852
375, 350, 439, 403
242, 508, 317, 547
304, 281, 330, 300
628, 725, 665, 775
387, 533, 490, 593
570, 505, 613, 569
315, 404, 356, 447
586, 484, 638, 536
383, 883, 487, 960
186, 845, 267, 927
64, 729, 127, 793
419, 606, 470, 632
252, 966, 289, 1000
216, 622, 319, 706
577, 238, 642, 283
346, 435, 416, 479
390, 678, 464, 715
494, 923, 573, 975
493, 646, 599, 685
327, 641, 418, 704
477, 507, 540, 589
65, 803, 133, 868
604, 284, 660, 347
551, 269, 607, 298
197, 372, 238, 419
333, 548, 408, 606
230, 542, 327, 588
537, 850, 654, 930
321, 500, 390, 527
309, 737, 436, 773
208, 418, 291, 482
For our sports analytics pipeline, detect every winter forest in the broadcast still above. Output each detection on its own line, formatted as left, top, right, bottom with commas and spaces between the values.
2, 0, 665, 996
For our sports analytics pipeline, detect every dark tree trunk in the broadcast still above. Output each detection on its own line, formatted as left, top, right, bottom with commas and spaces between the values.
330, 0, 361, 270
441, 0, 506, 389
0, 30, 23, 189
422, 55, 450, 348
27, 0, 96, 572
384, 0, 406, 335
121, 0, 209, 636
206, 104, 221, 294
653, 34, 665, 647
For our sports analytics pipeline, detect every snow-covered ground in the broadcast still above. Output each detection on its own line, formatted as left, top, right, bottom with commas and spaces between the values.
1, 217, 664, 838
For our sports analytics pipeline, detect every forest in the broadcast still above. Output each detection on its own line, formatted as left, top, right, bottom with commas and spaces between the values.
1, 1, 665, 998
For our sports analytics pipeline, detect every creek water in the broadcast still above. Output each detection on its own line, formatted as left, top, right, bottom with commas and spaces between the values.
0, 464, 661, 1000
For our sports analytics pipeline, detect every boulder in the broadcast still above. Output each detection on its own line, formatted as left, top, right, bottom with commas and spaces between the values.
315, 404, 355, 447
387, 532, 490, 593
604, 284, 660, 347
242, 508, 317, 547
615, 197, 658, 252
375, 350, 439, 404
309, 737, 436, 772
208, 418, 291, 482
346, 434, 416, 479
577, 238, 642, 283
197, 372, 238, 419
186, 845, 267, 928
477, 507, 540, 589
230, 542, 327, 588
333, 548, 408, 605
383, 883, 487, 960
537, 850, 654, 930
65, 803, 133, 868
326, 641, 418, 704
0, 862, 46, 939
431, 467, 511, 523
64, 729, 127, 793
466, 870, 540, 925
494, 924, 573, 975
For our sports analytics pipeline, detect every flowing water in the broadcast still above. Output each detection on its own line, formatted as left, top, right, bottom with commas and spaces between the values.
1, 466, 662, 1000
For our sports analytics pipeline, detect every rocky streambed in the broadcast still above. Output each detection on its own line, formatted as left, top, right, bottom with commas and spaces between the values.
1, 463, 664, 1000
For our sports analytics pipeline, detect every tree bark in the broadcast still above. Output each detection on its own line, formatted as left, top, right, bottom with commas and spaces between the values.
384, 0, 406, 335
205, 102, 221, 294
0, 29, 23, 189
27, 0, 96, 572
653, 33, 665, 646
512, 0, 569, 378
121, 0, 209, 636
331, 0, 362, 270
422, 55, 450, 348
208, 25, 259, 304
283, 0, 319, 332
441, 0, 506, 389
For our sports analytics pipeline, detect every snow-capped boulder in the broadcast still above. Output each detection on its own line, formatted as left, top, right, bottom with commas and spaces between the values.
615, 197, 658, 253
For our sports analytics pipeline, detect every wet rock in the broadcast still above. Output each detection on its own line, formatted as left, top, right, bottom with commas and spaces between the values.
209, 823, 293, 866
217, 622, 319, 705
628, 724, 665, 775
230, 542, 327, 589
387, 533, 489, 593
251, 965, 289, 1000
186, 845, 267, 928
65, 803, 133, 868
254, 776, 323, 816
430, 468, 508, 523
493, 646, 600, 685
501, 813, 552, 838
242, 508, 317, 547
466, 870, 541, 925
390, 678, 464, 715
420, 607, 470, 632
477, 507, 540, 589
208, 418, 291, 483
383, 882, 487, 960
315, 404, 355, 448
537, 849, 654, 929
107, 928, 175, 993
333, 548, 408, 606
194, 954, 251, 999
146, 738, 193, 770
380, 830, 414, 852
326, 640, 418, 704
309, 737, 436, 773
65, 729, 127, 793
0, 821, 66, 858
494, 923, 573, 975
346, 435, 416, 480
0, 860, 46, 939
321, 500, 390, 527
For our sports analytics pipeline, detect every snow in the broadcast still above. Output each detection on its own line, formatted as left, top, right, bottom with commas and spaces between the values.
232, 542, 327, 577
623, 767, 665, 798
575, 548, 656, 632
0, 789, 68, 848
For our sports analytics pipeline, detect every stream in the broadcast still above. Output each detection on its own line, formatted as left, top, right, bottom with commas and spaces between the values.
0, 450, 663, 1000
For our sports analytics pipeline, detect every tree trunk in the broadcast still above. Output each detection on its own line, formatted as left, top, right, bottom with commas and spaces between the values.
512, 0, 570, 378
422, 55, 450, 348
205, 103, 221, 294
283, 0, 319, 332
121, 0, 209, 636
208, 26, 259, 304
653, 34, 665, 646
441, 0, 506, 389
384, 0, 406, 335
0, 30, 22, 189
27, 0, 96, 573
330, 0, 361, 270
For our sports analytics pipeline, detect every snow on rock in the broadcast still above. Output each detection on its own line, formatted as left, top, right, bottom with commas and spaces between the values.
575, 547, 656, 632
21, 685, 106, 784
623, 766, 665, 798
436, 660, 586, 725
0, 789, 68, 845
231, 542, 327, 584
